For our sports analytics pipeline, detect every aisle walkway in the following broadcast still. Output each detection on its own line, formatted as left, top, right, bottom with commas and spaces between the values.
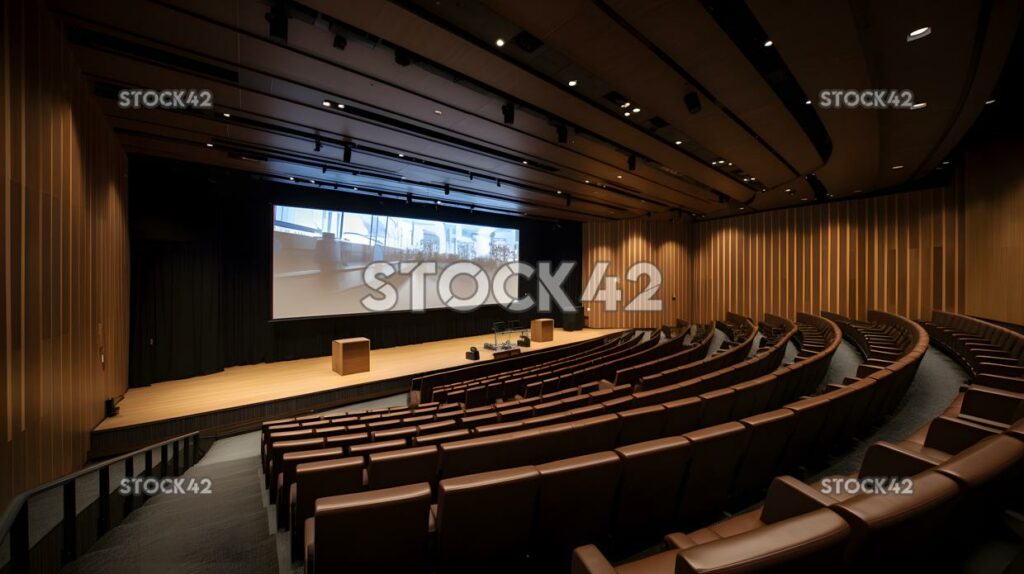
63, 434, 277, 574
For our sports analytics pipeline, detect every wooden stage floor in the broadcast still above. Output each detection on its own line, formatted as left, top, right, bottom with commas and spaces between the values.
96, 328, 621, 432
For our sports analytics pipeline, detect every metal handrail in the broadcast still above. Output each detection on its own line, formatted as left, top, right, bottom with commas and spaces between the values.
0, 430, 202, 571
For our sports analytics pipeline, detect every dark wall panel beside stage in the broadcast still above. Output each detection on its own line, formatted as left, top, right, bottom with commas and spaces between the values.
0, 0, 130, 508
127, 157, 582, 387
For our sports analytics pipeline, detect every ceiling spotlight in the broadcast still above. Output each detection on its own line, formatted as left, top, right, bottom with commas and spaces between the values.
436, 199, 442, 205
522, 160, 528, 165
309, 179, 316, 184
495, 38, 505, 47
322, 100, 331, 107
805, 99, 812, 105
764, 40, 774, 47
337, 103, 345, 109
222, 112, 231, 118
942, 160, 950, 165
632, 107, 640, 113
891, 165, 904, 170
911, 102, 928, 110
620, 102, 631, 109
801, 197, 809, 201
398, 153, 404, 158
985, 99, 996, 105
674, 140, 682, 145
206, 143, 213, 147
289, 176, 295, 181
434, 109, 443, 115
624, 112, 631, 117
556, 190, 562, 194
907, 26, 932, 42
616, 174, 623, 179
584, 179, 590, 184
785, 188, 793, 193
739, 206, 745, 210
352, 187, 358, 190
568, 79, 578, 87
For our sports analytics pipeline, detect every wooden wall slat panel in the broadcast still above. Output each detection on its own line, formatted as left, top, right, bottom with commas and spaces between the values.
583, 185, 966, 328
0, 0, 128, 508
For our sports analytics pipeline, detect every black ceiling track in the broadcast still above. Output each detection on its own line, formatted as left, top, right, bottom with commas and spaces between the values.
698, 0, 833, 166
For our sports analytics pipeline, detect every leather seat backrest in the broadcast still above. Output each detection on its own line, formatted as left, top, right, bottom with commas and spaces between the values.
367, 445, 440, 491
679, 422, 750, 523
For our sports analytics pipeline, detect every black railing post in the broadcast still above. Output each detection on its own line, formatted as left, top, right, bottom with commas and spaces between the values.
144, 449, 153, 477
11, 501, 30, 573
98, 466, 110, 536
172, 441, 180, 475
124, 455, 135, 514
160, 444, 168, 477
61, 481, 78, 565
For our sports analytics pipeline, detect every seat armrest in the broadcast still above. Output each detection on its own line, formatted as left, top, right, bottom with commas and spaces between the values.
979, 363, 1024, 378
761, 476, 837, 524
977, 356, 1018, 366
973, 373, 1023, 393
665, 532, 698, 550
923, 415, 1000, 454
304, 518, 315, 574
857, 441, 940, 478
571, 545, 617, 574
962, 386, 1024, 425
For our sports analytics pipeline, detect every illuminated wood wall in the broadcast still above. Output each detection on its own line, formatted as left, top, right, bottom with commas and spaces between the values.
691, 186, 965, 323
581, 218, 692, 329
964, 136, 1024, 326
1, 0, 130, 507
583, 185, 967, 327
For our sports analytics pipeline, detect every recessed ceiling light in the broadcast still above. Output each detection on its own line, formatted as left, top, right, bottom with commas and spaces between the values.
433, 109, 443, 115
805, 99, 812, 105
222, 112, 231, 118
398, 153, 404, 157
556, 190, 562, 194
568, 79, 578, 87
911, 102, 928, 110
764, 40, 773, 47
353, 187, 358, 190
801, 197, 809, 201
522, 160, 528, 165
739, 206, 745, 210
585, 179, 590, 183
632, 107, 640, 113
624, 112, 631, 117
322, 100, 331, 107
621, 102, 631, 108
941, 160, 950, 165
785, 188, 792, 193
891, 165, 904, 170
289, 177, 295, 181
337, 103, 345, 109
309, 179, 316, 184
907, 27, 932, 42
674, 140, 682, 145
495, 38, 505, 47
206, 143, 213, 148
616, 175, 623, 179
985, 99, 996, 105
854, 189, 862, 193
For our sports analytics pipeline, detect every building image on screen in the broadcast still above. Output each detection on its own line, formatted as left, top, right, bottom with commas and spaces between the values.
272, 205, 520, 319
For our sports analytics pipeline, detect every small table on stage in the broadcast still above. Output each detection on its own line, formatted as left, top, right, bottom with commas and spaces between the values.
332, 337, 370, 375
531, 318, 554, 343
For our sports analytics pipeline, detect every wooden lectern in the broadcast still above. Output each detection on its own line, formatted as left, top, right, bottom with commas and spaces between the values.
530, 318, 554, 343
332, 337, 370, 375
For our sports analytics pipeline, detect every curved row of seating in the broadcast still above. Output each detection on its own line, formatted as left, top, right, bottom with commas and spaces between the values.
635, 317, 763, 392
428, 331, 656, 405
611, 324, 718, 388
571, 310, 938, 573
412, 330, 639, 403
923, 309, 1024, 392
296, 313, 850, 572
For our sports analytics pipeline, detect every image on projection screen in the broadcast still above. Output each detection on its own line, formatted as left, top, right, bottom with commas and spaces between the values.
272, 205, 521, 319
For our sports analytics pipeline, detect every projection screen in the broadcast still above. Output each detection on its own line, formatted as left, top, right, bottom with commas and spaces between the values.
272, 204, 521, 319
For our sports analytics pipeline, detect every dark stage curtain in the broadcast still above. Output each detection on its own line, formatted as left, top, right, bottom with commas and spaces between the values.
127, 157, 582, 387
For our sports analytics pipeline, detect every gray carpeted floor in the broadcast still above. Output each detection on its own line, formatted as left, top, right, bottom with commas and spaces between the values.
62, 433, 278, 574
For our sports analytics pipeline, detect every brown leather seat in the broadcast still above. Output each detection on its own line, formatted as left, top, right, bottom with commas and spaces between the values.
732, 409, 796, 499
570, 508, 849, 574
779, 395, 829, 472
268, 437, 325, 496
367, 445, 439, 491
568, 414, 623, 455
730, 375, 775, 419
323, 432, 370, 453
348, 438, 409, 461
662, 397, 703, 435
696, 388, 737, 428
435, 466, 540, 572
678, 422, 749, 525
290, 456, 364, 561
277, 447, 344, 529
610, 436, 692, 552
617, 405, 669, 445
413, 428, 469, 446
832, 470, 960, 570
306, 482, 432, 574
533, 452, 622, 568
934, 434, 1024, 524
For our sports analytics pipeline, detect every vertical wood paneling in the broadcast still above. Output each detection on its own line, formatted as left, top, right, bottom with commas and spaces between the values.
1, 0, 129, 508
690, 187, 965, 323
964, 137, 1024, 325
